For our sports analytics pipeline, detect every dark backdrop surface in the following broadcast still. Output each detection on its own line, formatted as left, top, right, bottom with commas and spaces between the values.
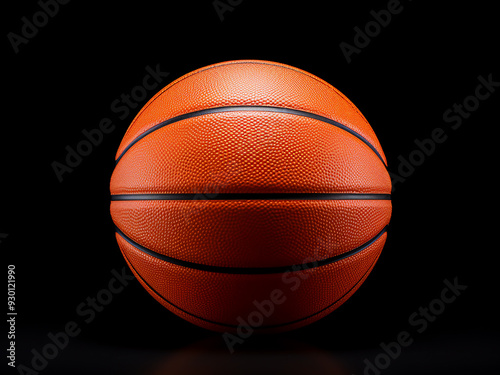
2, 1, 498, 374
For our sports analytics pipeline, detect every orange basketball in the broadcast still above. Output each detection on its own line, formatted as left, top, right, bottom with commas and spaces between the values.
110, 60, 392, 333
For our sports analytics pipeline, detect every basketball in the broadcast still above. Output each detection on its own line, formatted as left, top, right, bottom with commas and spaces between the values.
110, 60, 392, 333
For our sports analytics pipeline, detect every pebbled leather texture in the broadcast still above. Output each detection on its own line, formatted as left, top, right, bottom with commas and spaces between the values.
118, 232, 386, 333
110, 60, 392, 332
111, 111, 390, 195
111, 199, 390, 268
115, 60, 387, 164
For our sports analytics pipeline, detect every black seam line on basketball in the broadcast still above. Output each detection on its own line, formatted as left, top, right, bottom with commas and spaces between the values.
114, 226, 387, 275
111, 193, 391, 201
125, 60, 370, 147
114, 106, 387, 167
121, 249, 236, 328
121, 246, 378, 329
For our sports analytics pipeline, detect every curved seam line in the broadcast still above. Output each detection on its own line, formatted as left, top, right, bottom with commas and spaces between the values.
115, 226, 387, 274
121, 247, 379, 329
111, 193, 392, 201
122, 60, 372, 145
114, 106, 387, 167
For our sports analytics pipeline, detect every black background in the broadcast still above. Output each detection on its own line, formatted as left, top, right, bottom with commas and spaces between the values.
2, 1, 498, 374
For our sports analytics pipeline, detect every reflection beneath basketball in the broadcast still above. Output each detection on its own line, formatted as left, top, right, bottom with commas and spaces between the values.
147, 337, 352, 375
